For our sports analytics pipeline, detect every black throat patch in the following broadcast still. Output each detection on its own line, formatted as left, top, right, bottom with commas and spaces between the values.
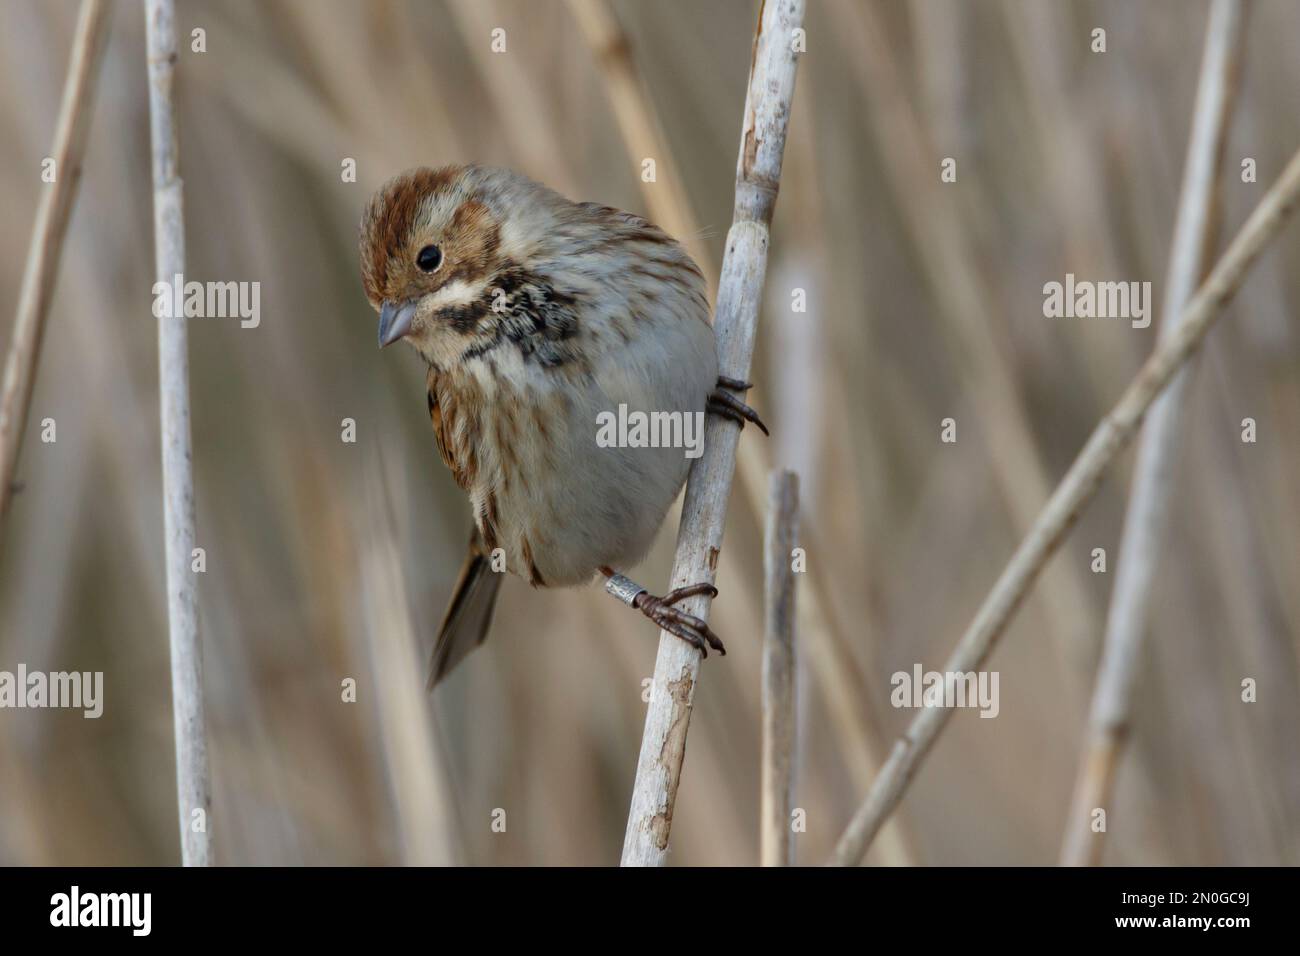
455, 267, 583, 369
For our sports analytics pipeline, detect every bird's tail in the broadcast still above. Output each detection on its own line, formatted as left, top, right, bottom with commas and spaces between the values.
428, 527, 502, 689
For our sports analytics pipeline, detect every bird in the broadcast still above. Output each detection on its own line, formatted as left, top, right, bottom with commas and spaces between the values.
359, 165, 765, 687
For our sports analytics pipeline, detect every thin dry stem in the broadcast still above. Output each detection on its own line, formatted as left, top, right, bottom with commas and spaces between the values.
0, 0, 109, 525
736, 435, 917, 865
832, 142, 1300, 866
761, 470, 799, 866
621, 0, 805, 867
570, 0, 912, 865
1061, 0, 1248, 867
145, 0, 212, 867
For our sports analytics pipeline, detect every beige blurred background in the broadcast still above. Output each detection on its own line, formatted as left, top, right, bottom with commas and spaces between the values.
1, 0, 1298, 865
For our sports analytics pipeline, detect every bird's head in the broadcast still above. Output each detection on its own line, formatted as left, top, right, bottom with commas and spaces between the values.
360, 164, 546, 367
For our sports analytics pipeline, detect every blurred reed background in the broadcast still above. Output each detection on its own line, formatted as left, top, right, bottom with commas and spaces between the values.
1, 0, 1298, 865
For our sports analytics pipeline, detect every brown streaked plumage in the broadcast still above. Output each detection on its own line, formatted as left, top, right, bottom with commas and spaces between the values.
359, 164, 766, 687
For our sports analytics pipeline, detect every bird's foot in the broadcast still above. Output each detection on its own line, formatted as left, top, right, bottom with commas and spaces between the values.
708, 375, 768, 435
602, 570, 726, 657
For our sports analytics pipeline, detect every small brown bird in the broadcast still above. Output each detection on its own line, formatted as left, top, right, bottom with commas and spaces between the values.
359, 165, 765, 686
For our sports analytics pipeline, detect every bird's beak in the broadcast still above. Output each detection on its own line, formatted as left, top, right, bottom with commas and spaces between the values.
378, 300, 417, 348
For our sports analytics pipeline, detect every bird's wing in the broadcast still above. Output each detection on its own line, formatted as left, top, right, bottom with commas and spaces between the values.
427, 373, 473, 491
428, 525, 503, 689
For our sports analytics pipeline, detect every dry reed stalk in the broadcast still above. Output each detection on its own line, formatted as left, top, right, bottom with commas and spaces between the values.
736, 422, 917, 866
831, 141, 1300, 866
0, 0, 109, 526
144, 0, 211, 867
1061, 0, 1248, 867
621, 0, 805, 867
0, 3, 110, 863
567, 0, 914, 865
761, 471, 799, 866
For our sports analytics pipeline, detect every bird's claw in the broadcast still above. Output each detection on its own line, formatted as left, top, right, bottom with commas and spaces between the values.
708, 376, 768, 436
634, 584, 726, 657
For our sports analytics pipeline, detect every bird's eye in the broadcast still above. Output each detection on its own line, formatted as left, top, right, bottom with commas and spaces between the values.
416, 245, 442, 273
